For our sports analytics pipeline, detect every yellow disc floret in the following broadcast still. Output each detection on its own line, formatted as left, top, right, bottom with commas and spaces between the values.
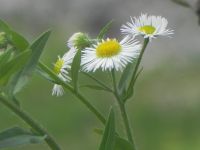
53, 57, 64, 74
138, 25, 156, 34
96, 39, 121, 58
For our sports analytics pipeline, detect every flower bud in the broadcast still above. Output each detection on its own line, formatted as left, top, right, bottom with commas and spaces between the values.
67, 32, 91, 50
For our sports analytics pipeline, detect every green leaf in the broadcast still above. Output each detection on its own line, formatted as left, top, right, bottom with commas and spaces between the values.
71, 50, 81, 91
9, 30, 29, 51
99, 108, 115, 150
80, 84, 108, 91
171, 0, 191, 7
118, 64, 132, 98
12, 30, 51, 94
114, 137, 134, 150
0, 19, 29, 51
97, 20, 113, 39
0, 19, 11, 33
94, 128, 134, 150
0, 127, 46, 149
0, 48, 13, 68
0, 50, 31, 85
124, 67, 143, 101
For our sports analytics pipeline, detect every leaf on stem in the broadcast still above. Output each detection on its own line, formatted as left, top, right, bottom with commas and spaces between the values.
0, 127, 46, 149
10, 30, 51, 95
0, 19, 29, 51
171, 0, 191, 8
94, 128, 134, 150
71, 50, 81, 91
97, 20, 113, 40
99, 107, 115, 150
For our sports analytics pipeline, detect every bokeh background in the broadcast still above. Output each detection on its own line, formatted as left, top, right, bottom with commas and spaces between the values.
0, 0, 200, 149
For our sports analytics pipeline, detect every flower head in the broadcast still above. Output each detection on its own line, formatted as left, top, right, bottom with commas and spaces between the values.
81, 36, 141, 72
52, 48, 77, 96
121, 14, 173, 40
67, 32, 91, 50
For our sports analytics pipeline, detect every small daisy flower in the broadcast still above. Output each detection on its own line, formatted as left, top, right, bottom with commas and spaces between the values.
52, 48, 77, 96
81, 36, 141, 72
121, 14, 173, 40
67, 32, 91, 50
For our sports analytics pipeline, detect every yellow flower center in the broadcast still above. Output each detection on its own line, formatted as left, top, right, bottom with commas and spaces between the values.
138, 25, 156, 34
53, 58, 64, 74
96, 39, 121, 58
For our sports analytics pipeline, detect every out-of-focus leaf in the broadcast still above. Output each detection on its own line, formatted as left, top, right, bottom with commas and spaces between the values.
0, 48, 13, 68
0, 19, 29, 51
97, 20, 113, 39
171, 0, 191, 7
124, 67, 143, 101
94, 128, 134, 150
99, 108, 115, 150
114, 137, 134, 150
71, 50, 81, 91
9, 30, 29, 51
12, 30, 51, 94
0, 19, 11, 34
0, 50, 31, 85
80, 84, 108, 91
0, 127, 46, 149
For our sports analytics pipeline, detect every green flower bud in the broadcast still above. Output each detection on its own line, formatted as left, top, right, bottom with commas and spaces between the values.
0, 32, 8, 49
67, 32, 91, 50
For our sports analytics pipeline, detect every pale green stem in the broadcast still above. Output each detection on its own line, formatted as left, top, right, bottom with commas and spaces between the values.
111, 70, 135, 146
127, 38, 149, 97
38, 62, 106, 125
0, 95, 61, 150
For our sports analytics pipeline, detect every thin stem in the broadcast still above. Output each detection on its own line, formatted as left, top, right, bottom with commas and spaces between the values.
127, 38, 149, 97
82, 72, 113, 93
111, 70, 135, 145
38, 62, 106, 125
0, 95, 61, 150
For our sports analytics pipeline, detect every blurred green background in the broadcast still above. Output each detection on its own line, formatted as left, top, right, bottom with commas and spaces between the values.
0, 0, 200, 149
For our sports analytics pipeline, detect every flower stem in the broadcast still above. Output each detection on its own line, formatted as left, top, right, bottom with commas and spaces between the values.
127, 38, 149, 98
111, 70, 135, 145
38, 62, 106, 125
0, 95, 61, 150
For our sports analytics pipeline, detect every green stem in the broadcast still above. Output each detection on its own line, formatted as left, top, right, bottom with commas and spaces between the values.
0, 95, 61, 150
127, 38, 149, 96
38, 62, 106, 125
111, 70, 135, 145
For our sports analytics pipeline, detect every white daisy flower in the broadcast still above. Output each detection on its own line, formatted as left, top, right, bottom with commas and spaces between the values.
121, 14, 174, 40
52, 48, 77, 96
81, 36, 141, 72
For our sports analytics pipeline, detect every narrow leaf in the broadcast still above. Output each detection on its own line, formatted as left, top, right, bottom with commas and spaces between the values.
0, 50, 31, 85
12, 30, 51, 94
114, 137, 134, 150
171, 0, 191, 7
0, 127, 46, 149
71, 50, 81, 91
97, 20, 113, 39
0, 19, 29, 51
9, 30, 29, 51
99, 108, 115, 150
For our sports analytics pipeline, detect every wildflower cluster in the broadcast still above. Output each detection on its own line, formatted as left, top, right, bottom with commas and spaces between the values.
52, 14, 173, 96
